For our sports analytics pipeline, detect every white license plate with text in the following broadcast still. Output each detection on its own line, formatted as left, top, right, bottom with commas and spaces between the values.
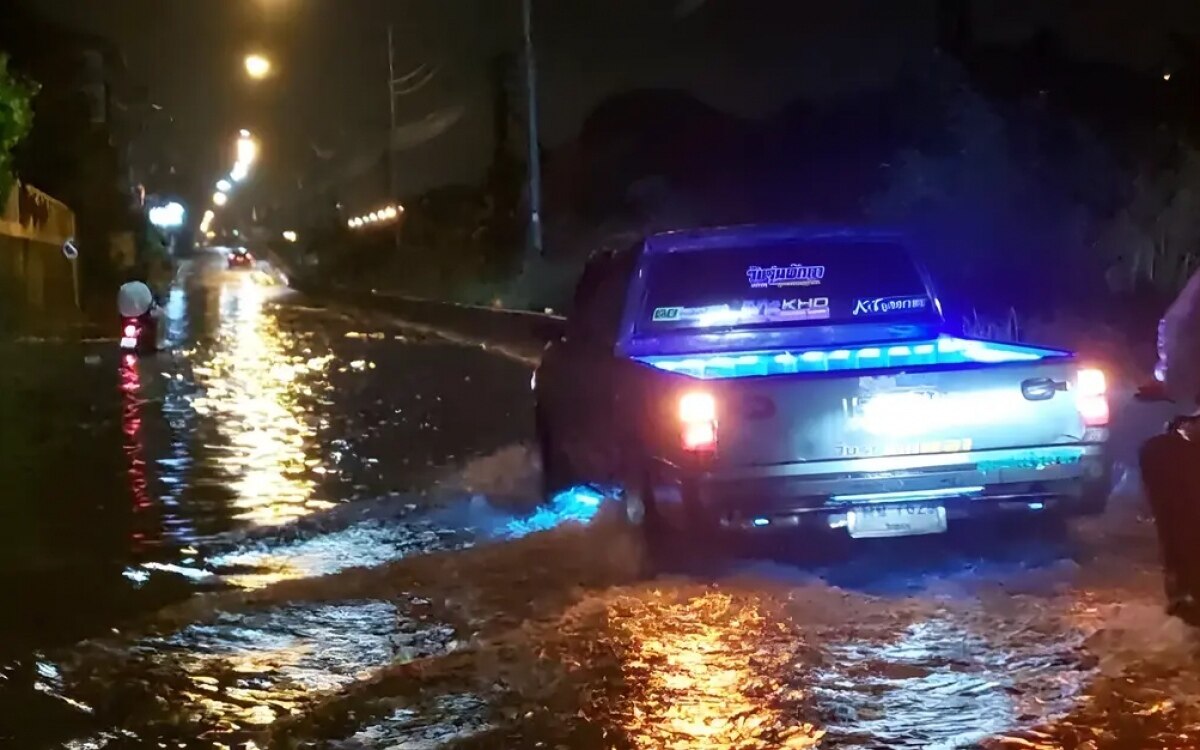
847, 504, 947, 539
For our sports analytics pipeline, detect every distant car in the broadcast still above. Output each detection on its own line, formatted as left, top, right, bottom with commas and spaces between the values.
227, 248, 254, 269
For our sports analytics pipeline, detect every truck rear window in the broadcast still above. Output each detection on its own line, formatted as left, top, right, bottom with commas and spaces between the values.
638, 241, 935, 332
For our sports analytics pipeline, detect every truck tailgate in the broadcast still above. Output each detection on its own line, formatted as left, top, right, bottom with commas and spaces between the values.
714, 358, 1088, 468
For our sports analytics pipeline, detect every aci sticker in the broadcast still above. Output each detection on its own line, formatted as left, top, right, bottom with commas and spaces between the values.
746, 264, 825, 289
852, 295, 929, 316
652, 306, 683, 321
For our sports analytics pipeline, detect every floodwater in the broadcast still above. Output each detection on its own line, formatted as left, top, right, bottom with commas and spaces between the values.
2, 251, 1198, 749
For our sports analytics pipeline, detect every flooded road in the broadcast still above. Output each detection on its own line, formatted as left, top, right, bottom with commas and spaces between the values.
3, 250, 1199, 748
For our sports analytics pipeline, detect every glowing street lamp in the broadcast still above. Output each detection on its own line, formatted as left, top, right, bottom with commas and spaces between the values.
216, 179, 233, 193
245, 54, 272, 80
213, 191, 229, 207
148, 201, 186, 229
236, 133, 259, 168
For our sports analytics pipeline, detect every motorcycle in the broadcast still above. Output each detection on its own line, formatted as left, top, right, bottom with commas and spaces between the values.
118, 279, 166, 356
119, 311, 158, 355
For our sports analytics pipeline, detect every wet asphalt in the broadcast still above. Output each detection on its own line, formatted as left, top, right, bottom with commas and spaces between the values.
1, 250, 1198, 749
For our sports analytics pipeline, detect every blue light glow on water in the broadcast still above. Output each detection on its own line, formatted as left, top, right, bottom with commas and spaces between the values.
503, 485, 606, 538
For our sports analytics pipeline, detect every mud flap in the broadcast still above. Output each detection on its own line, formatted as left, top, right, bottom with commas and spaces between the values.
1139, 429, 1200, 626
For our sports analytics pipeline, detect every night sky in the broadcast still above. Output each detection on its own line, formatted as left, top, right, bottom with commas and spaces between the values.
30, 0, 1200, 205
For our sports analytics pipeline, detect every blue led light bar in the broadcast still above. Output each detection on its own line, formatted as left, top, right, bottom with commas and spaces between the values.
634, 335, 1058, 380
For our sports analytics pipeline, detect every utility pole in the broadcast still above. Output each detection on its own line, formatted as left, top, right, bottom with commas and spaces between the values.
386, 25, 401, 252
522, 0, 544, 257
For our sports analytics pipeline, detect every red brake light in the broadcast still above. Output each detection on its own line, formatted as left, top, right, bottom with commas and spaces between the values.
679, 391, 718, 452
123, 324, 139, 338
1077, 368, 1109, 427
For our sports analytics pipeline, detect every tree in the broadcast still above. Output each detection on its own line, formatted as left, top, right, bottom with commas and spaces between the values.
1095, 145, 1200, 297
868, 61, 1121, 318
0, 53, 36, 203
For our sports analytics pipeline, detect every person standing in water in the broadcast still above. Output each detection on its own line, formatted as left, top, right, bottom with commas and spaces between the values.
1139, 268, 1200, 625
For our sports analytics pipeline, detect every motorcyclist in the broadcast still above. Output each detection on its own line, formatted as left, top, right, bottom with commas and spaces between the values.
1138, 268, 1200, 625
117, 278, 154, 314
117, 277, 166, 351
118, 212, 173, 351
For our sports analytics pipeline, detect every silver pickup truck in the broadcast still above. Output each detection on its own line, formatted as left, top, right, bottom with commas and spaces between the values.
534, 226, 1111, 546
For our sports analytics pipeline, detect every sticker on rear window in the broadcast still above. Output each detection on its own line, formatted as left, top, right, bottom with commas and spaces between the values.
852, 295, 929, 316
746, 264, 825, 289
651, 298, 829, 326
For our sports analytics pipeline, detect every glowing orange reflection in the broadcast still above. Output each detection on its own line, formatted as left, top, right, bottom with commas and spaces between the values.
615, 592, 824, 749
192, 277, 333, 526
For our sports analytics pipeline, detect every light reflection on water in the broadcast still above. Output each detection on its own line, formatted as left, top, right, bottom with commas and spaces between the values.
191, 277, 335, 527
50, 601, 415, 746
612, 592, 824, 749
816, 618, 1024, 747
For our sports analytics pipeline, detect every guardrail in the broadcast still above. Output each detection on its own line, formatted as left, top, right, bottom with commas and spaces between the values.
265, 245, 568, 355
324, 284, 566, 353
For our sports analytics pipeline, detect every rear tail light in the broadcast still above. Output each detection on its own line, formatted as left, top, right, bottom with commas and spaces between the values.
123, 324, 139, 338
1076, 367, 1109, 427
679, 391, 718, 453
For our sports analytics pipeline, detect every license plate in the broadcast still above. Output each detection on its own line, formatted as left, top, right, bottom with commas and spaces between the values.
120, 336, 138, 349
847, 504, 947, 539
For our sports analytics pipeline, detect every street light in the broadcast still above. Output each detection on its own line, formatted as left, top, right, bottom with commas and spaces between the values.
216, 179, 232, 193
148, 201, 186, 229
245, 54, 272, 80
236, 133, 259, 168
213, 191, 228, 207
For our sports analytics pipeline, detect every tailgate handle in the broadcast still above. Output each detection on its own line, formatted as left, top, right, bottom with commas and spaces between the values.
1021, 377, 1067, 401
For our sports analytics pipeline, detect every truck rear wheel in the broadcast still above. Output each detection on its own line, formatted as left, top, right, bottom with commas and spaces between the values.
633, 476, 726, 575
536, 412, 574, 501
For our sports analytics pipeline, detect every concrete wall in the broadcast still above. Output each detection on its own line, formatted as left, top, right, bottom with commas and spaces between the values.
0, 183, 78, 332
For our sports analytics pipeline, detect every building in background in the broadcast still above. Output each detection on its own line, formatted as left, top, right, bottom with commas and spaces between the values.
0, 1, 170, 308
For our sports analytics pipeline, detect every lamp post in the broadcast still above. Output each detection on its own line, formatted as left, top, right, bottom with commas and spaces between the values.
522, 0, 544, 258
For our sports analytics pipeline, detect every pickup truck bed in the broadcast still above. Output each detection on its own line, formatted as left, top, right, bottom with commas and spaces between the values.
535, 226, 1110, 543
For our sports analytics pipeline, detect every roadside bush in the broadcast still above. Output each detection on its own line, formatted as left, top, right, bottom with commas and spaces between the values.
868, 65, 1117, 320
1093, 144, 1200, 299
0, 53, 35, 203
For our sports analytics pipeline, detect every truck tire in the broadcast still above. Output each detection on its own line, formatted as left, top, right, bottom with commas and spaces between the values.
636, 476, 726, 575
1076, 461, 1114, 517
1076, 486, 1110, 517
536, 411, 574, 501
